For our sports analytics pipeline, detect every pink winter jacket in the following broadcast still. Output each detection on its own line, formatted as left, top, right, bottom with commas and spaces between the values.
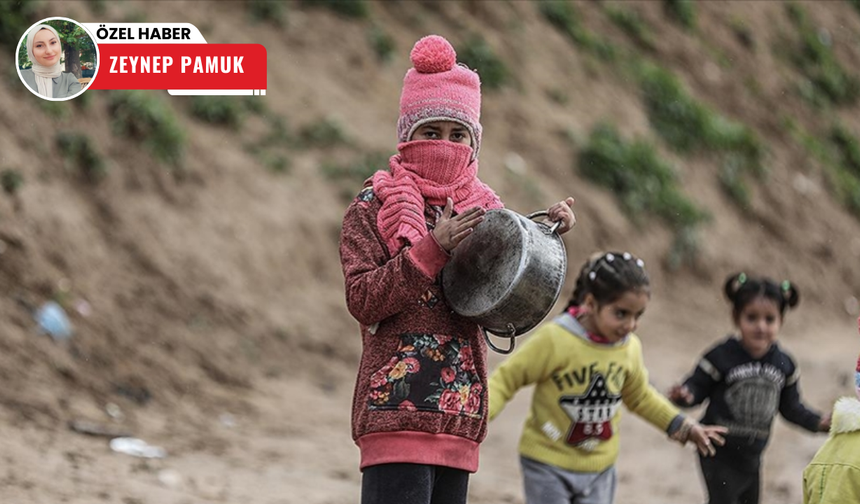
339, 185, 488, 473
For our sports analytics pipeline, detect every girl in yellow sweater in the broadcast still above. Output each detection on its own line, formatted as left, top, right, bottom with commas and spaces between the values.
488, 251, 726, 504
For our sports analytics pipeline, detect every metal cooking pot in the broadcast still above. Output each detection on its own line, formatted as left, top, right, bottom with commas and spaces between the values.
441, 209, 567, 354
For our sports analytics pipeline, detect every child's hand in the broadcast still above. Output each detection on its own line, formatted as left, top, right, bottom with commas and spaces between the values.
688, 423, 727, 457
668, 384, 694, 406
546, 197, 576, 234
818, 413, 832, 433
432, 197, 485, 252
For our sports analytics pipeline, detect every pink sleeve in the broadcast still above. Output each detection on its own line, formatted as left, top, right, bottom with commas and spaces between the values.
339, 200, 448, 326
407, 231, 450, 279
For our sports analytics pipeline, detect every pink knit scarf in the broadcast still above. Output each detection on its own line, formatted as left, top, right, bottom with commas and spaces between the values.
372, 140, 503, 256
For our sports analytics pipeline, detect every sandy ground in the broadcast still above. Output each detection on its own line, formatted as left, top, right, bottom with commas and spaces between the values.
1, 299, 852, 504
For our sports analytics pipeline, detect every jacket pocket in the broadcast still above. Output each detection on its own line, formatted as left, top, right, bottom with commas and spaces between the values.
367, 333, 482, 419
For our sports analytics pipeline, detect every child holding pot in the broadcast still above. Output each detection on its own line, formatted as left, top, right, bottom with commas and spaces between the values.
338, 34, 575, 504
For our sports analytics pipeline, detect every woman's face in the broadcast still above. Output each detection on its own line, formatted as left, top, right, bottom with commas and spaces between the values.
736, 296, 782, 359
32, 29, 60, 67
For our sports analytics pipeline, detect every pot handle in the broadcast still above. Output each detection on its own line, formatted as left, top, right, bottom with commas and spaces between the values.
525, 210, 562, 235
482, 324, 517, 354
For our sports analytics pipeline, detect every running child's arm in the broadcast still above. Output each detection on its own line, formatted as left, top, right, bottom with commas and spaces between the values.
621, 341, 725, 455
670, 417, 727, 456
340, 198, 448, 326
671, 351, 721, 407
621, 341, 684, 431
488, 326, 557, 421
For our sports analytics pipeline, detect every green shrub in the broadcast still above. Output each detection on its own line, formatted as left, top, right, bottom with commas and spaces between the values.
38, 101, 72, 120
261, 153, 291, 173
56, 132, 106, 181
579, 124, 709, 267
457, 36, 509, 91
638, 64, 711, 152
301, 0, 368, 19
664, 0, 696, 30
298, 117, 348, 148
719, 155, 751, 208
637, 63, 764, 206
86, 0, 107, 15
538, 0, 617, 60
579, 123, 708, 230
108, 90, 185, 167
244, 114, 295, 172
829, 123, 860, 215
539, 0, 580, 39
0, 0, 38, 47
368, 26, 396, 63
605, 6, 654, 49
546, 88, 569, 105
668, 225, 701, 270
830, 124, 860, 177
826, 125, 860, 214
190, 96, 246, 128
1, 169, 24, 195
729, 16, 755, 50
247, 0, 287, 26
122, 10, 148, 23
785, 3, 859, 106
785, 119, 860, 218
261, 115, 291, 145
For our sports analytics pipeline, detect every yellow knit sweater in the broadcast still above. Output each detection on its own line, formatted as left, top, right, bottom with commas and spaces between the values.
488, 314, 681, 473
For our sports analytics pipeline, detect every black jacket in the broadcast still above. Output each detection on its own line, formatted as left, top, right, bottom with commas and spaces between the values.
678, 336, 821, 472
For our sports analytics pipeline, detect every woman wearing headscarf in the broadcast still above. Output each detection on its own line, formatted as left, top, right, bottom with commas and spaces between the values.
20, 24, 82, 99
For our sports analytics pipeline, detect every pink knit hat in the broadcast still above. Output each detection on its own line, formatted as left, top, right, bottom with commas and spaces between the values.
396, 35, 482, 158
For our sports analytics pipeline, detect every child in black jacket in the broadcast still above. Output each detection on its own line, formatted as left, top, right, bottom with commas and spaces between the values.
670, 273, 830, 504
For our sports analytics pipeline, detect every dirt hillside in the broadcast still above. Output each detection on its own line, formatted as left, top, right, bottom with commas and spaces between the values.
1, 1, 859, 503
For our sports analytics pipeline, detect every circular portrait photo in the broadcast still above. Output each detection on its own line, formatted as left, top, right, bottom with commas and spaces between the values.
16, 18, 99, 101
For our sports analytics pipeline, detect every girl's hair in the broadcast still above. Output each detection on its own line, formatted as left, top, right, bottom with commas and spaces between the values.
723, 272, 800, 321
563, 251, 650, 311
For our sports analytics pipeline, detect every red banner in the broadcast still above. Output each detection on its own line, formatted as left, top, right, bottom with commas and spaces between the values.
89, 43, 266, 90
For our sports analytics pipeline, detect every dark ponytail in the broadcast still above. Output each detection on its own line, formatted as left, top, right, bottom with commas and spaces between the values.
563, 251, 650, 312
724, 272, 800, 321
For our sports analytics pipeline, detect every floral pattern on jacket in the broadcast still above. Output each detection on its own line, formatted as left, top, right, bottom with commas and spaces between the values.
368, 333, 483, 419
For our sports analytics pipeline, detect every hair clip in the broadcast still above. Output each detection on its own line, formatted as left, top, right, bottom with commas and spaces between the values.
588, 271, 596, 280
606, 253, 615, 262
622, 252, 632, 261
738, 272, 747, 285
636, 259, 645, 268
781, 280, 791, 292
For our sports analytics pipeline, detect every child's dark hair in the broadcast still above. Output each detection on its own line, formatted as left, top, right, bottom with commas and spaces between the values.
563, 251, 650, 311
723, 272, 800, 321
